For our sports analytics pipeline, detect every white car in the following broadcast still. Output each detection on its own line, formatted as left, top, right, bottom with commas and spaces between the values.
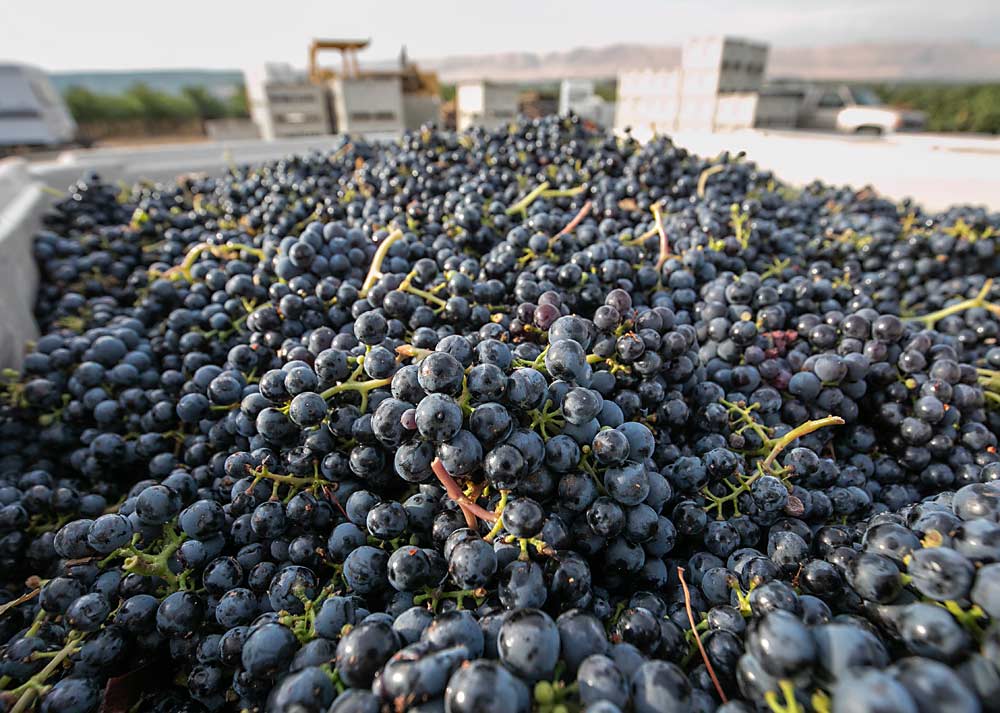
0, 63, 77, 150
797, 85, 925, 135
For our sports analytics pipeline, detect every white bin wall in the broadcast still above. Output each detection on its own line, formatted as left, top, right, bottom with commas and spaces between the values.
0, 160, 42, 368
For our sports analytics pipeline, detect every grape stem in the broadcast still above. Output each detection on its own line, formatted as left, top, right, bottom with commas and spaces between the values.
652, 203, 671, 271
905, 278, 997, 328
540, 185, 586, 199
697, 164, 726, 198
703, 411, 844, 519
555, 201, 592, 238
318, 357, 391, 414
730, 204, 752, 249
505, 182, 550, 216
764, 680, 803, 713
246, 463, 324, 496
677, 567, 728, 704
101, 524, 190, 590
8, 631, 84, 713
164, 241, 265, 282
319, 376, 391, 402
359, 229, 405, 298
761, 415, 845, 470
395, 344, 433, 361
483, 490, 509, 541
811, 690, 832, 713
413, 586, 487, 611
430, 459, 498, 529
0, 588, 39, 617
402, 283, 447, 308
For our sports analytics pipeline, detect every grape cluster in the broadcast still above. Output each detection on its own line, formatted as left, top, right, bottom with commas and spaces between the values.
1, 117, 999, 713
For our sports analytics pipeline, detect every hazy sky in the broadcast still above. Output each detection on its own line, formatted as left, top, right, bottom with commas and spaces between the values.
2, 0, 997, 71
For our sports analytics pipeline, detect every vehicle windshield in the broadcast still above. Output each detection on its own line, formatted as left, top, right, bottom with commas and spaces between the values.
850, 87, 883, 106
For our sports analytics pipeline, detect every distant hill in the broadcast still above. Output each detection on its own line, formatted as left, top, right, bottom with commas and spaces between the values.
47, 41, 1000, 99
422, 41, 1000, 83
51, 69, 244, 97
770, 43, 1000, 81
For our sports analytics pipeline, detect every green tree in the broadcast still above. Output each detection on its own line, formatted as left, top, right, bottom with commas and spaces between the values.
181, 85, 227, 120
123, 83, 197, 122
594, 81, 617, 103
63, 86, 142, 123
225, 84, 250, 118
871, 82, 1000, 135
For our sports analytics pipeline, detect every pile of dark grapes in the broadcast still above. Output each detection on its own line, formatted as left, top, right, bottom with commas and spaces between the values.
1, 116, 1000, 713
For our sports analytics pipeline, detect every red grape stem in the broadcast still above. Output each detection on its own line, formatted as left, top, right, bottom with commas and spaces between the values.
555, 200, 592, 238
430, 458, 498, 529
678, 566, 729, 704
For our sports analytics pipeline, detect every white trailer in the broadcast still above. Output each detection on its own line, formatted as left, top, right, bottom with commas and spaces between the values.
457, 81, 519, 132
0, 64, 77, 148
754, 87, 804, 129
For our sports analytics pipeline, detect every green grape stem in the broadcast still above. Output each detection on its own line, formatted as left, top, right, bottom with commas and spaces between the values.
483, 490, 509, 542
165, 241, 265, 283
764, 680, 803, 713
905, 278, 998, 328
697, 164, 726, 198
318, 377, 391, 401
413, 586, 487, 611
540, 185, 586, 199
318, 359, 391, 415
811, 691, 832, 713
359, 229, 405, 298
730, 204, 751, 250
527, 399, 565, 440
703, 410, 843, 519
7, 631, 84, 713
652, 203, 671, 271
245, 463, 328, 500
761, 415, 845, 470
102, 524, 190, 591
506, 182, 551, 216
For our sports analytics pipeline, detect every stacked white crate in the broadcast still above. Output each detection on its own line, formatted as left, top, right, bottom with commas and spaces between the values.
330, 76, 404, 135
613, 70, 682, 139
403, 93, 441, 130
678, 36, 768, 132
245, 65, 331, 140
456, 82, 519, 132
